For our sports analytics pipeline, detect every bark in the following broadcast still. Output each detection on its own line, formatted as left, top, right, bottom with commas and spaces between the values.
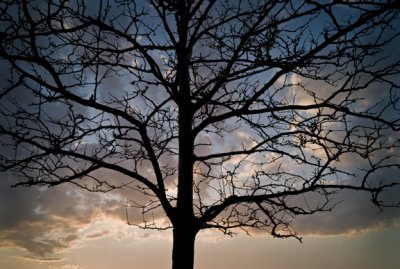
172, 224, 199, 269
172, 4, 198, 268
173, 88, 197, 269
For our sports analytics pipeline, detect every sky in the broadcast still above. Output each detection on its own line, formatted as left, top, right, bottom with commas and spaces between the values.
0, 175, 399, 269
1, 1, 400, 269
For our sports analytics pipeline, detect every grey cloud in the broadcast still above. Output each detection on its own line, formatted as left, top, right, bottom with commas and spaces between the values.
0, 72, 169, 258
17, 255, 64, 263
0, 173, 126, 258
293, 188, 400, 236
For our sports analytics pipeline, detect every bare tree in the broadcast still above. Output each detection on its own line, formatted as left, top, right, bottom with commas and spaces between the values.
1, 1, 400, 268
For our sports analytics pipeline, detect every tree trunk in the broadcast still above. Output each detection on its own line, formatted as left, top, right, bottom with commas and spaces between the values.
172, 225, 198, 269
173, 5, 197, 268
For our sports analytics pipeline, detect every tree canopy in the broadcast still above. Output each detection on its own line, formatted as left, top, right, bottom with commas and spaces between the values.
1, 1, 400, 268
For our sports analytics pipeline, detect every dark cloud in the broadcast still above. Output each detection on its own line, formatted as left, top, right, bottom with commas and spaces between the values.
17, 255, 64, 263
293, 193, 400, 236
0, 173, 126, 258
0, 69, 170, 258
293, 171, 400, 236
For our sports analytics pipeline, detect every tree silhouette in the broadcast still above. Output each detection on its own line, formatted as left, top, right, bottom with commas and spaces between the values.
1, 1, 400, 269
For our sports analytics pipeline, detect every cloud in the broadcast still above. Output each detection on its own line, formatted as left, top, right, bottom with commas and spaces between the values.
0, 166, 172, 260
288, 152, 400, 237
293, 190, 400, 237
49, 265, 87, 269
1, 1, 399, 262
0, 173, 127, 259
85, 229, 110, 239
16, 255, 64, 263
0, 66, 172, 259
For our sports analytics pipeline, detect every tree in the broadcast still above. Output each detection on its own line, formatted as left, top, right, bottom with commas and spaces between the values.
1, 0, 400, 268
